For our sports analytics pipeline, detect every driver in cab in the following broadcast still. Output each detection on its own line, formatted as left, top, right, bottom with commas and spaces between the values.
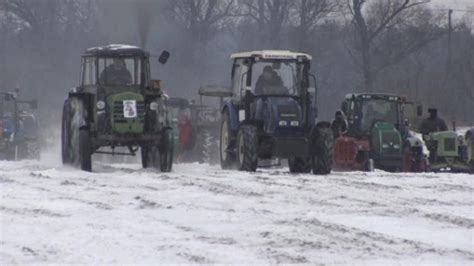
99, 58, 132, 85
255, 66, 284, 95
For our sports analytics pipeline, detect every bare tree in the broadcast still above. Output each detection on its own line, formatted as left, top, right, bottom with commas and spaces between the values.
291, 0, 337, 50
169, 0, 235, 53
241, 0, 293, 48
346, 0, 434, 91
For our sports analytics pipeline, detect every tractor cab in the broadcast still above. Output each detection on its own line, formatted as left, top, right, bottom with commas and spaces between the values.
220, 50, 334, 174
0, 92, 39, 160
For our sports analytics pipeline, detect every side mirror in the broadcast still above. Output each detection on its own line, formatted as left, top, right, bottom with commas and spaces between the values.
151, 79, 161, 90
158, 51, 170, 65
30, 100, 38, 109
341, 101, 348, 114
417, 105, 423, 116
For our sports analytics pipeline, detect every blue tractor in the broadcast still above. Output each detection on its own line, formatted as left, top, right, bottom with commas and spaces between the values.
219, 50, 333, 174
0, 92, 39, 160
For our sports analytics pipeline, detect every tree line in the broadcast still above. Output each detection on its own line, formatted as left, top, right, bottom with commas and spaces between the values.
0, 0, 472, 125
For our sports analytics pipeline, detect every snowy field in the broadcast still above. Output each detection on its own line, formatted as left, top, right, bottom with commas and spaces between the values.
0, 156, 473, 264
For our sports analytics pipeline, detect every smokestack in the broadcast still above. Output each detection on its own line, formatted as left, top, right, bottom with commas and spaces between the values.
135, 1, 155, 49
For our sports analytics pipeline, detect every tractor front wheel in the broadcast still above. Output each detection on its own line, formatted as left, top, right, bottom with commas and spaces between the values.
289, 157, 311, 173
236, 125, 258, 172
311, 126, 334, 175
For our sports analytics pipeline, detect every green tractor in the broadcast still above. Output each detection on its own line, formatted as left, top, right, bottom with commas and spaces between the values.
424, 128, 471, 173
61, 44, 173, 172
335, 93, 426, 172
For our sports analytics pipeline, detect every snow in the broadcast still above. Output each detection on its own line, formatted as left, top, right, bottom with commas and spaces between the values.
1, 156, 473, 264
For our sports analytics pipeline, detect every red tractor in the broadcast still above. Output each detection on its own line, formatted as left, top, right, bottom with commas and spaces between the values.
334, 93, 426, 172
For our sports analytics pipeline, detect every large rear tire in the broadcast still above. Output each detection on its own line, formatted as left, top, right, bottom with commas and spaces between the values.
79, 129, 92, 172
236, 125, 258, 172
288, 157, 311, 173
61, 100, 72, 164
466, 133, 474, 173
62, 98, 91, 171
311, 126, 334, 175
159, 129, 174, 172
220, 111, 236, 169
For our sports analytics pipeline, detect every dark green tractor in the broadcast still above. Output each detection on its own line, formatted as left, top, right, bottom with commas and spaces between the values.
336, 93, 426, 172
61, 44, 173, 172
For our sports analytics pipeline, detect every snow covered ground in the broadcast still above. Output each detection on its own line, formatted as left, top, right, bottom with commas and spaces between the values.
1, 156, 473, 264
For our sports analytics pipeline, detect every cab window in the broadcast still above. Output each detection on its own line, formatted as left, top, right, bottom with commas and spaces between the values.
82, 57, 96, 85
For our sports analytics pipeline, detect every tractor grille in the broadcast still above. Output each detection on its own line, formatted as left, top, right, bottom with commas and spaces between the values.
113, 100, 146, 123
381, 131, 401, 154
444, 138, 456, 152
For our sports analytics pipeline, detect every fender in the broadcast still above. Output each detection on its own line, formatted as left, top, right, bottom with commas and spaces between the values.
466, 128, 474, 139
222, 101, 239, 132
404, 135, 423, 148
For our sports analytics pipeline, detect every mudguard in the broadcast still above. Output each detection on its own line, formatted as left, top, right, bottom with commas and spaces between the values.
404, 135, 424, 149
222, 101, 239, 132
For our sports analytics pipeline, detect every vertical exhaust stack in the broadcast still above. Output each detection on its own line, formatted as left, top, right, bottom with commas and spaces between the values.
135, 1, 155, 50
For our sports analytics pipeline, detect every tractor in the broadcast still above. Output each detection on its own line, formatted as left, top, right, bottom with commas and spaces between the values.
423, 126, 471, 173
61, 44, 173, 172
0, 92, 40, 160
191, 86, 232, 164
219, 50, 334, 174
335, 93, 426, 172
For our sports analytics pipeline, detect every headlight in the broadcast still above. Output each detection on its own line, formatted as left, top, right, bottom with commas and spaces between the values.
96, 101, 105, 110
290, 121, 299, 126
279, 121, 288, 126
150, 102, 159, 111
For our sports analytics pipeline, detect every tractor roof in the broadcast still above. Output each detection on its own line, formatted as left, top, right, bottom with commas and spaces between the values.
344, 93, 401, 101
83, 44, 149, 57
230, 50, 312, 60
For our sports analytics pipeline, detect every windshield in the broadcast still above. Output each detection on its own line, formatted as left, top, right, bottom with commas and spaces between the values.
251, 60, 298, 96
358, 99, 399, 132
98, 57, 142, 86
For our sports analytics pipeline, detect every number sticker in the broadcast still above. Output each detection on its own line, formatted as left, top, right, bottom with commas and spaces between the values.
123, 100, 137, 118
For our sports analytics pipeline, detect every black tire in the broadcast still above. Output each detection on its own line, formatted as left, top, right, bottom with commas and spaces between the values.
79, 129, 92, 171
61, 100, 72, 164
288, 157, 311, 173
141, 146, 152, 168
62, 98, 91, 171
311, 126, 334, 175
236, 125, 258, 172
159, 129, 174, 172
26, 140, 40, 160
220, 111, 236, 169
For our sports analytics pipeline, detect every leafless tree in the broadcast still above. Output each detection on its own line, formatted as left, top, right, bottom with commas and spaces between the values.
345, 0, 438, 91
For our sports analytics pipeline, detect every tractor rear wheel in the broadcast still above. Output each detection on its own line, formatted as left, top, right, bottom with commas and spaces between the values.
61, 100, 72, 164
62, 97, 91, 171
289, 157, 311, 173
220, 112, 236, 169
79, 129, 92, 172
159, 129, 174, 172
311, 126, 334, 175
236, 125, 258, 172
466, 133, 474, 173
